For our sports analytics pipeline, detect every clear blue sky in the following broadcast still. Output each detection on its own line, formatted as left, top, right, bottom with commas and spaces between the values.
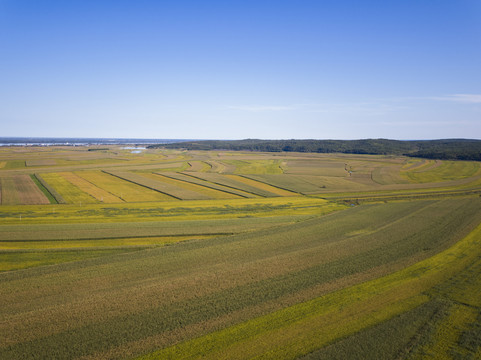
1, 0, 480, 140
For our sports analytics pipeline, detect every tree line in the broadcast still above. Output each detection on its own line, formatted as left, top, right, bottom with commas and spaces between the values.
148, 139, 481, 161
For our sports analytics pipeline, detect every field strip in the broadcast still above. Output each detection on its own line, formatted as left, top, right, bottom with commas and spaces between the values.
25, 159, 56, 167
64, 172, 123, 203
182, 172, 267, 197
203, 161, 226, 173
155, 172, 247, 199
239, 174, 303, 195
39, 172, 98, 204
170, 172, 256, 198
34, 173, 65, 203
150, 173, 243, 199
103, 170, 188, 200
223, 174, 283, 197
0, 235, 219, 250
0, 233, 232, 243
0, 177, 19, 205
326, 189, 481, 203
243, 174, 327, 194
187, 161, 212, 172
235, 175, 299, 196
138, 222, 481, 360
14, 174, 50, 205
77, 170, 174, 202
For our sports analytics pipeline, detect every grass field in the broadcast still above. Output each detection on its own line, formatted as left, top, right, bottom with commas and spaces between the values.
1, 146, 481, 359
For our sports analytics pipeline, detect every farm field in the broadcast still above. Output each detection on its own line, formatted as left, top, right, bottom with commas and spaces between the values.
1, 145, 481, 359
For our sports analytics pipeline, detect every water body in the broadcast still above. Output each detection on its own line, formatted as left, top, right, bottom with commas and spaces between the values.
0, 137, 192, 146
122, 146, 147, 153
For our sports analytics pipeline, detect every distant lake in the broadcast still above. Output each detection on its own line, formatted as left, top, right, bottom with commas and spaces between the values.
122, 146, 146, 153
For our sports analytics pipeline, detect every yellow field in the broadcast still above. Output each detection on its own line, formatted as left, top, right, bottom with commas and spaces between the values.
67, 171, 123, 203
75, 170, 173, 202
149, 173, 243, 199
224, 174, 298, 196
40, 172, 98, 204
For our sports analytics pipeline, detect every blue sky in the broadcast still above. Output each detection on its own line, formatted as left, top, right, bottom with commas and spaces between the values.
1, 0, 480, 140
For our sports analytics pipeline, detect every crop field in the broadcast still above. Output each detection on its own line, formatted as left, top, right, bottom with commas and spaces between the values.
0, 175, 50, 205
1, 146, 481, 359
75, 170, 173, 202
39, 172, 99, 204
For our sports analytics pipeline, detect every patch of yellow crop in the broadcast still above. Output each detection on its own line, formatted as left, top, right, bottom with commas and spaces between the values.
75, 171, 172, 202
228, 159, 283, 174
40, 172, 98, 204
401, 159, 435, 171
65, 171, 123, 203
187, 161, 212, 172
402, 161, 480, 183
0, 161, 6, 169
145, 173, 241, 200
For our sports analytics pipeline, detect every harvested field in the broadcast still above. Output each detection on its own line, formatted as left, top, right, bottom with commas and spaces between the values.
0, 175, 49, 205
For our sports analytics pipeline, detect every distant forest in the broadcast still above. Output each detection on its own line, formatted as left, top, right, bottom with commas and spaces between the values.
149, 139, 481, 161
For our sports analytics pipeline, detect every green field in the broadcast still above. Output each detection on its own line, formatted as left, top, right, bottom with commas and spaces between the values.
1, 146, 481, 359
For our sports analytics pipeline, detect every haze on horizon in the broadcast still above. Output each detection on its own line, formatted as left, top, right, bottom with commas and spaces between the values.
1, 1, 480, 141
